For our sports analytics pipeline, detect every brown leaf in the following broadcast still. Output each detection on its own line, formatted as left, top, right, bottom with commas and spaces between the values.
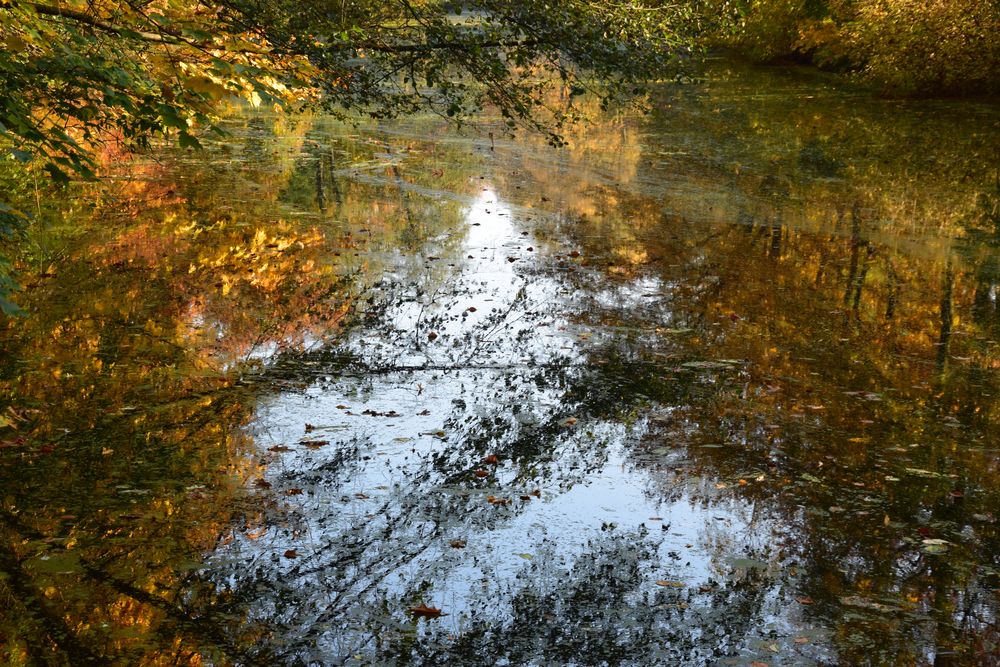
427, 331, 438, 341
354, 492, 370, 499
519, 495, 532, 501
449, 539, 467, 549
793, 637, 810, 644
750, 662, 769, 667
655, 580, 685, 588
301, 440, 330, 449
482, 455, 499, 465
473, 469, 490, 478
268, 445, 292, 452
408, 604, 446, 618
487, 496, 511, 505
795, 596, 814, 605
254, 478, 272, 489
285, 488, 303, 496
530, 489, 541, 498
283, 549, 297, 558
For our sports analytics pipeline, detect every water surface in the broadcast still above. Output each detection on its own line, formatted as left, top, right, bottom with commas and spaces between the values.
1, 62, 999, 665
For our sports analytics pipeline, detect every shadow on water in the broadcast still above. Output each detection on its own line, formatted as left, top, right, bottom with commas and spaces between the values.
1, 61, 1000, 665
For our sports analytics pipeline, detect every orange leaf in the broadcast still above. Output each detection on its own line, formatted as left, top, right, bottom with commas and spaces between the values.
408, 604, 446, 618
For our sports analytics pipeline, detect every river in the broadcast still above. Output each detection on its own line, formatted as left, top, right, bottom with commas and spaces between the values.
1, 60, 998, 665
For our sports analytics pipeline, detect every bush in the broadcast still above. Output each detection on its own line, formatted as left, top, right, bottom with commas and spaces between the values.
709, 0, 1000, 95
844, 0, 1000, 95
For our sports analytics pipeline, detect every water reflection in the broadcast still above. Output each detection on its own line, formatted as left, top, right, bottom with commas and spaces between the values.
1, 62, 999, 665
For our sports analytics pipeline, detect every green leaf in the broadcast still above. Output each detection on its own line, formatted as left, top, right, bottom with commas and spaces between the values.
178, 131, 202, 150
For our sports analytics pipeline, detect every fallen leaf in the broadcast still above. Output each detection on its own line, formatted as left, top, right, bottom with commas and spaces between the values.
487, 496, 511, 505
473, 469, 490, 478
449, 539, 467, 548
530, 489, 541, 498
655, 580, 685, 588
408, 604, 446, 618
795, 596, 814, 605
300, 440, 330, 449
562, 417, 578, 426
254, 478, 272, 489
285, 488, 303, 496
751, 662, 769, 667
354, 492, 370, 500
483, 455, 499, 465
283, 549, 297, 558
794, 637, 810, 644
840, 595, 896, 612
519, 495, 532, 501
268, 445, 292, 452
427, 331, 438, 341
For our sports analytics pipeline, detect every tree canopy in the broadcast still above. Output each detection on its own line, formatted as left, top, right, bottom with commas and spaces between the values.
0, 0, 693, 182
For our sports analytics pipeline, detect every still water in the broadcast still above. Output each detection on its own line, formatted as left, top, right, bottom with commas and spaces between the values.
1, 62, 999, 665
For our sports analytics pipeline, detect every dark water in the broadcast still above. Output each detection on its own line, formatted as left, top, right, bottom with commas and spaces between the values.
1, 62, 999, 665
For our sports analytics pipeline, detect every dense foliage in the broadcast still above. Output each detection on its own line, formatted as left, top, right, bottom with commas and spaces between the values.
0, 0, 690, 180
0, 0, 695, 309
710, 0, 1000, 95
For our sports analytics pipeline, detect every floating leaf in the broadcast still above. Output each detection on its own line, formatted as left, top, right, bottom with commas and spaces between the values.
408, 604, 446, 618
922, 538, 949, 554
840, 596, 896, 612
301, 440, 330, 449
904, 468, 945, 479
